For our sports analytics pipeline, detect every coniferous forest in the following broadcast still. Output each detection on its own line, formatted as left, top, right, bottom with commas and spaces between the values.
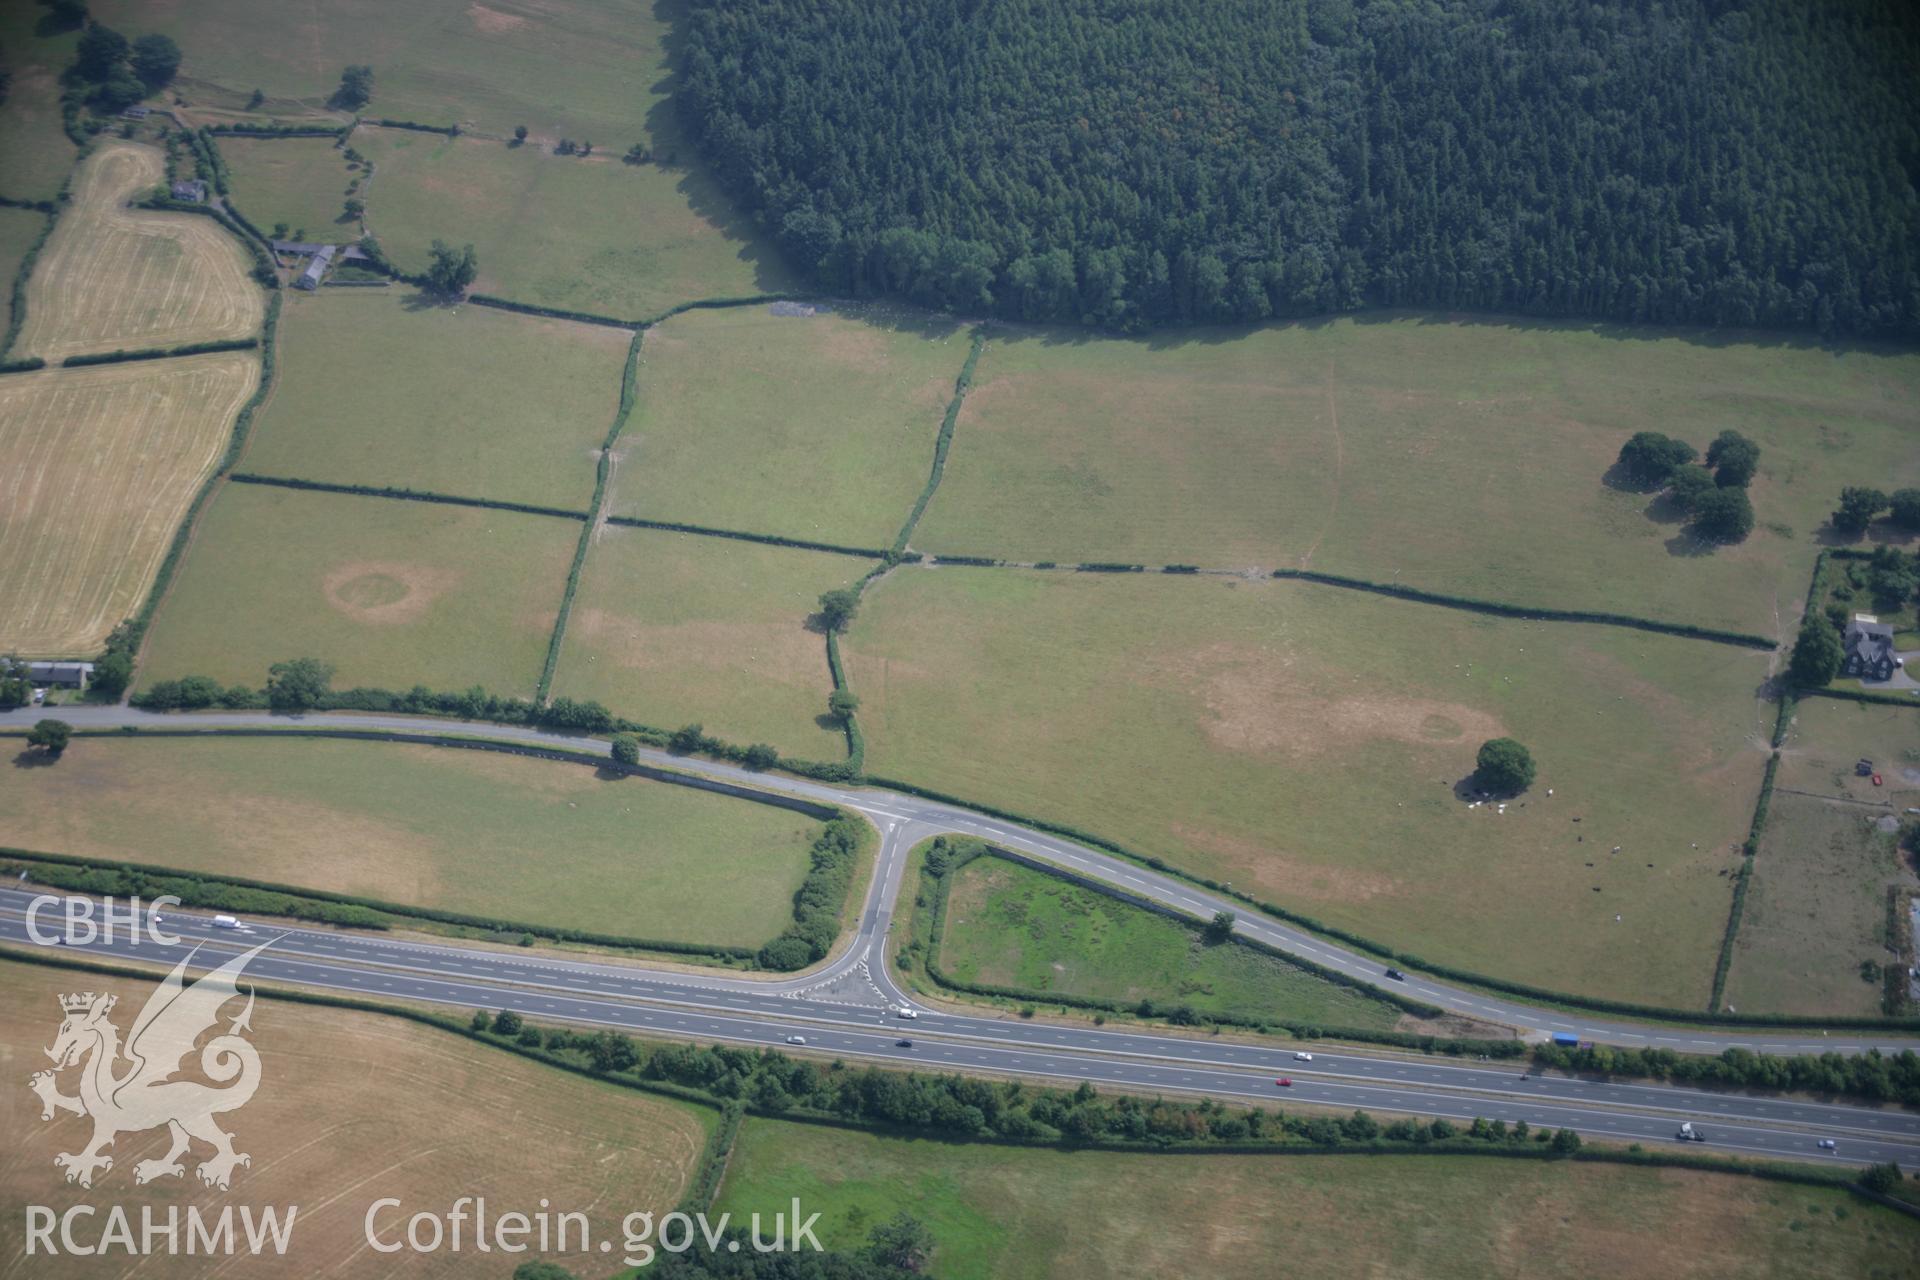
680, 0, 1920, 337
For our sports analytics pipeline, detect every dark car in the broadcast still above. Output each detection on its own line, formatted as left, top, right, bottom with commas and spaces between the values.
1384, 968, 1406, 981
895, 1038, 913, 1048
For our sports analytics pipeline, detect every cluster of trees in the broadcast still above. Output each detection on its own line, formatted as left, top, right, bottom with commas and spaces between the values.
757, 818, 863, 969
331, 64, 373, 111
1832, 486, 1920, 539
0, 658, 34, 710
1613, 429, 1759, 543
679, 0, 1920, 337
56, 6, 181, 114
1532, 1042, 1920, 1107
553, 139, 593, 157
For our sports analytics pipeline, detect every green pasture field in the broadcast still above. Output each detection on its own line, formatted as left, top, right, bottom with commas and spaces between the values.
94, 0, 669, 143
845, 567, 1772, 1006
242, 289, 629, 508
609, 304, 969, 546
219, 135, 358, 240
139, 482, 577, 695
940, 855, 1404, 1031
716, 1119, 1919, 1280
913, 317, 1920, 635
1777, 697, 1920, 802
1722, 794, 1911, 1019
0, 9, 78, 201
355, 129, 789, 320
0, 736, 821, 945
553, 526, 867, 759
0, 204, 46, 310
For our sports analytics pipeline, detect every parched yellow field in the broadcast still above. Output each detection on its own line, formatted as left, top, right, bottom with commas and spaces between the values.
0, 956, 709, 1279
15, 142, 264, 361
0, 354, 259, 655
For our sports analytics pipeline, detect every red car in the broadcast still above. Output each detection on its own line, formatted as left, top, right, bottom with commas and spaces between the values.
1275, 1077, 1293, 1087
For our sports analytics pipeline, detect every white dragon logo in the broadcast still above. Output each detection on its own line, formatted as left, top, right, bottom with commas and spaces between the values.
28, 941, 271, 1190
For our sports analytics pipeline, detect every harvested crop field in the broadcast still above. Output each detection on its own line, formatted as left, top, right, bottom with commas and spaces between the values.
717, 1118, 1920, 1280
0, 735, 822, 945
138, 482, 578, 695
939, 853, 1405, 1031
913, 318, 1920, 635
611, 304, 970, 546
243, 289, 630, 509
219, 134, 359, 241
554, 526, 869, 759
0, 956, 710, 1279
846, 567, 1771, 1006
0, 354, 259, 655
356, 129, 789, 321
15, 142, 265, 361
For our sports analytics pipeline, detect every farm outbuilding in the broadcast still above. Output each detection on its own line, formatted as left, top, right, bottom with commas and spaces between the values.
26, 661, 93, 689
295, 243, 338, 290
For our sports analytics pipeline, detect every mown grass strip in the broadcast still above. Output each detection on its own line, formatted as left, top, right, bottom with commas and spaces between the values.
536, 329, 644, 702
228, 472, 590, 521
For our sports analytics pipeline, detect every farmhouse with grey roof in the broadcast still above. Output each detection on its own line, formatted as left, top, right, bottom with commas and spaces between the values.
1842, 614, 1898, 682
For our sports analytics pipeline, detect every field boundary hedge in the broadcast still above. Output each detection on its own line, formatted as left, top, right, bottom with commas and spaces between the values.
207, 124, 352, 139
865, 772, 1920, 1033
889, 326, 986, 558
1270, 568, 1776, 649
536, 329, 644, 702
1804, 687, 1920, 711
604, 515, 887, 560
369, 118, 460, 136
0, 357, 47, 374
913, 841, 1527, 1055
1707, 751, 1780, 1012
120, 292, 282, 664
466, 293, 637, 330
61, 336, 258, 367
228, 472, 590, 521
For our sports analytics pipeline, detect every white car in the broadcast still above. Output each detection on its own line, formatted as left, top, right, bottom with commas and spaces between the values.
896, 1008, 919, 1020
1293, 1052, 1314, 1062
785, 1035, 806, 1046
1817, 1139, 1838, 1150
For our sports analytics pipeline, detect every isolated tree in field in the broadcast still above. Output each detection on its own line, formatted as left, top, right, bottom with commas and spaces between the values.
1705, 429, 1760, 488
1689, 485, 1754, 543
512, 124, 528, 144
1787, 615, 1843, 688
1833, 486, 1889, 537
1474, 738, 1535, 795
1203, 910, 1236, 942
817, 587, 860, 632
868, 1212, 934, 1272
265, 656, 333, 712
609, 732, 640, 766
74, 23, 128, 80
247, 88, 265, 110
1665, 463, 1714, 511
827, 688, 860, 721
332, 64, 373, 110
27, 719, 72, 758
130, 33, 181, 88
1614, 431, 1695, 487
425, 239, 477, 297
1890, 488, 1920, 531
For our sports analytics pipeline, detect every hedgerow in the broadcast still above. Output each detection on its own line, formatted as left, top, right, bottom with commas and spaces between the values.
227, 472, 589, 521
61, 336, 257, 367
756, 819, 868, 969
